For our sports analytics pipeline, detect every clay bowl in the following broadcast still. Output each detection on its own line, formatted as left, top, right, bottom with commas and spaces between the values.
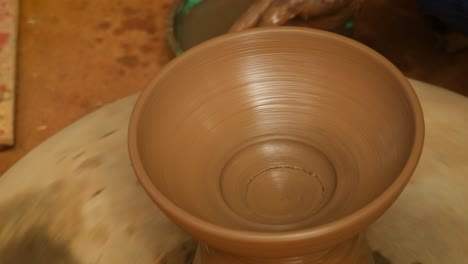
129, 27, 424, 263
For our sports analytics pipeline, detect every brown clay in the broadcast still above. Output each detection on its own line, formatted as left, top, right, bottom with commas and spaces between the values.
173, 0, 254, 51
128, 27, 424, 264
229, 0, 364, 32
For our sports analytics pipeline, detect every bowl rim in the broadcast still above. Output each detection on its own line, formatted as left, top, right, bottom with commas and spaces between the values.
128, 27, 425, 245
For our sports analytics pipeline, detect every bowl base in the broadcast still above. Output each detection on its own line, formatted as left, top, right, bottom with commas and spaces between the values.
220, 139, 337, 230
192, 234, 374, 264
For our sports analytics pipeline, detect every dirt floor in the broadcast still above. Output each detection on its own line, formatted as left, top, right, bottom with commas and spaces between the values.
0, 0, 467, 175
353, 0, 468, 95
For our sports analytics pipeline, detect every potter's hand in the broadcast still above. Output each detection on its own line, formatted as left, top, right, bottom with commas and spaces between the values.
229, 0, 364, 32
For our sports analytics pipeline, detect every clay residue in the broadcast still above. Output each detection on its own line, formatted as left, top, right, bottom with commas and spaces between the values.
120, 42, 131, 52
0, 181, 84, 263
116, 55, 139, 68
373, 251, 391, 264
75, 156, 104, 171
72, 151, 85, 161
0, 228, 79, 264
125, 225, 135, 236
122, 6, 141, 16
90, 188, 105, 199
100, 129, 117, 139
87, 228, 109, 246
117, 69, 126, 76
161, 2, 172, 10
140, 44, 155, 53
113, 13, 157, 35
96, 21, 112, 31
160, 239, 197, 264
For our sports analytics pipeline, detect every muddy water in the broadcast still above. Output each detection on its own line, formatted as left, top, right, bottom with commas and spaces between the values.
175, 0, 253, 50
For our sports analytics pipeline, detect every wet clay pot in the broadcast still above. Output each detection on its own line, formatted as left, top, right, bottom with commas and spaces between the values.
129, 28, 425, 264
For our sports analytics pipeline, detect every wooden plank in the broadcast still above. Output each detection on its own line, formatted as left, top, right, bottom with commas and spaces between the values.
0, 0, 19, 148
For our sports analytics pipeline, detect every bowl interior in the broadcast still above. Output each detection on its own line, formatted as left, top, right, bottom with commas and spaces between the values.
133, 29, 418, 232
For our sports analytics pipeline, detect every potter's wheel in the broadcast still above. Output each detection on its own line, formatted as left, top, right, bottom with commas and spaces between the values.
0, 79, 466, 263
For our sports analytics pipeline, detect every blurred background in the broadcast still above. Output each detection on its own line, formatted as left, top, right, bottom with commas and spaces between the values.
0, 0, 467, 174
